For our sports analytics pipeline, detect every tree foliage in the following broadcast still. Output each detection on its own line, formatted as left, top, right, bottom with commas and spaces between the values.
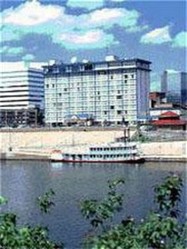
81, 174, 186, 249
0, 190, 62, 249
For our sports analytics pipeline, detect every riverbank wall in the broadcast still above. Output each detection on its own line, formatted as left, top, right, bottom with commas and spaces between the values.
0, 128, 125, 152
0, 128, 186, 161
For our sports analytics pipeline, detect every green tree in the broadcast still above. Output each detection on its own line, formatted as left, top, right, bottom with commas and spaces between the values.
81, 174, 186, 249
0, 190, 62, 249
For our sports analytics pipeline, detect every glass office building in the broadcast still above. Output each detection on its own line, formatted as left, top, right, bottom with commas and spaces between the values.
43, 57, 151, 126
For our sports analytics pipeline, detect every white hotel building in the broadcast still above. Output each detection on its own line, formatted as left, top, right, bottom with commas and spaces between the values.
0, 62, 44, 126
44, 56, 151, 126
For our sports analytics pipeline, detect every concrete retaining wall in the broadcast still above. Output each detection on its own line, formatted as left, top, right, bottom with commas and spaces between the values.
140, 141, 186, 157
0, 129, 186, 159
0, 129, 125, 153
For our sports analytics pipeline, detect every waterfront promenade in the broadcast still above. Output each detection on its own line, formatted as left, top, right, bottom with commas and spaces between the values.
0, 127, 186, 161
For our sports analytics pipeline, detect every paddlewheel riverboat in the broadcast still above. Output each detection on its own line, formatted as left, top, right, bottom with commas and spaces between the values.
50, 141, 144, 163
50, 127, 144, 163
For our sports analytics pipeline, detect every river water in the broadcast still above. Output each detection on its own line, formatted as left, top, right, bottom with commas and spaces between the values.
0, 160, 186, 248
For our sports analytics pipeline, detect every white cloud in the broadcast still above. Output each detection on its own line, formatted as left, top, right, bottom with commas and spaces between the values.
140, 26, 172, 44
1, 0, 143, 50
172, 31, 187, 48
66, 0, 104, 10
89, 8, 124, 23
0, 45, 24, 55
22, 54, 35, 61
2, 0, 62, 26
88, 8, 139, 28
60, 30, 103, 44
59, 30, 118, 49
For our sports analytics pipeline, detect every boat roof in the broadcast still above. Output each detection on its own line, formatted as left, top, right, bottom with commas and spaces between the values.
90, 142, 137, 148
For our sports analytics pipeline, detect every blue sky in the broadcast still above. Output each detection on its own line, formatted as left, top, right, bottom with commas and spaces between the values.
0, 0, 186, 90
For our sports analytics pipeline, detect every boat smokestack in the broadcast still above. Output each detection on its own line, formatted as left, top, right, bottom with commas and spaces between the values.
124, 128, 126, 142
124, 127, 130, 142
128, 128, 130, 141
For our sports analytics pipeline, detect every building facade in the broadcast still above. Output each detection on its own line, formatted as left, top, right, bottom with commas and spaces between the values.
44, 57, 151, 126
0, 62, 44, 126
161, 70, 187, 106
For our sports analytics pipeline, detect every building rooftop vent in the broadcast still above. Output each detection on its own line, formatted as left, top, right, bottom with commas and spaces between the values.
48, 60, 56, 66
105, 55, 119, 62
82, 59, 89, 63
71, 56, 77, 64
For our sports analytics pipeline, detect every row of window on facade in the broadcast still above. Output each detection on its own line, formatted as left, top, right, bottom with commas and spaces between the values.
45, 110, 136, 118
46, 94, 134, 99
84, 154, 136, 158
91, 146, 136, 151
45, 80, 134, 91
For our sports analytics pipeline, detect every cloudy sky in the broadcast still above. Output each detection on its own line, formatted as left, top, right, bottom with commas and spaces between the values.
0, 0, 186, 89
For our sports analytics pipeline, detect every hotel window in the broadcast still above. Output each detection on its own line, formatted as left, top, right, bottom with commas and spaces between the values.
124, 75, 128, 78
